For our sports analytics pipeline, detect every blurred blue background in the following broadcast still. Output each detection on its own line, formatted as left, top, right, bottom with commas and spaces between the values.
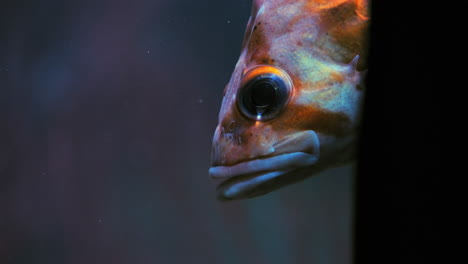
0, 0, 353, 263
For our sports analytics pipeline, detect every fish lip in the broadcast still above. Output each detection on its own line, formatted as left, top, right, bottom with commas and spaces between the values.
209, 152, 319, 200
216, 170, 293, 201
209, 152, 318, 180
210, 130, 321, 178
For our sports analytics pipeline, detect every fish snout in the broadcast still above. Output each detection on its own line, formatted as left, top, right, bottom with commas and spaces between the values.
208, 130, 321, 200
210, 123, 276, 167
210, 128, 321, 175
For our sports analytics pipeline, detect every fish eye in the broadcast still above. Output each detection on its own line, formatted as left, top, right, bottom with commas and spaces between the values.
237, 65, 293, 121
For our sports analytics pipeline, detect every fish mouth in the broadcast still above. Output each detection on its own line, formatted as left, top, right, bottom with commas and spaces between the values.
209, 130, 320, 201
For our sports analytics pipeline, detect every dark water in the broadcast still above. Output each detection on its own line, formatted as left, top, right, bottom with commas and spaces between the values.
0, 1, 352, 263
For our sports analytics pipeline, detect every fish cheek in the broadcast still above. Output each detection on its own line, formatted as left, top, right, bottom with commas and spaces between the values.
279, 104, 353, 138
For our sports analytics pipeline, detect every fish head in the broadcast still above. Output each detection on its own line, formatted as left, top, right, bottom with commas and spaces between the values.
209, 0, 369, 201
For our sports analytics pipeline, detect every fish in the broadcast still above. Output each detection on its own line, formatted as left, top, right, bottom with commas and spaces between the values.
209, 0, 369, 201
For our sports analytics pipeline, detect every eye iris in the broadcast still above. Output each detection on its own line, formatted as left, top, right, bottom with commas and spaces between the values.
238, 67, 292, 121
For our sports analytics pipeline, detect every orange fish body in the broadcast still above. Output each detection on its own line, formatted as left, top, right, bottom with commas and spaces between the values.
209, 0, 369, 200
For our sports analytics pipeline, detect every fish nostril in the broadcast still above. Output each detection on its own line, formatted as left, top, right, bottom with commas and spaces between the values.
227, 121, 236, 132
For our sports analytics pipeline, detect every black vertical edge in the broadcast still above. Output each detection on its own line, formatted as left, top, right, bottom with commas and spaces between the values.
354, 1, 440, 264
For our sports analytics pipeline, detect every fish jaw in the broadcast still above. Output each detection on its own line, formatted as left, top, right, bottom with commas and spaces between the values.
209, 130, 321, 200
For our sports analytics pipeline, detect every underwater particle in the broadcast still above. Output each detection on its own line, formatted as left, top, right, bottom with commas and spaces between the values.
198, 98, 204, 103
146, 50, 151, 54
227, 20, 231, 24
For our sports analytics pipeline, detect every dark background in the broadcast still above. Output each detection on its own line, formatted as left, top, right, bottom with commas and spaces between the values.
356, 1, 439, 263
0, 1, 359, 263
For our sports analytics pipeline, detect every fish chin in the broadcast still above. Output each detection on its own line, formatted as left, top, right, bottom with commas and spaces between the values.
209, 152, 319, 201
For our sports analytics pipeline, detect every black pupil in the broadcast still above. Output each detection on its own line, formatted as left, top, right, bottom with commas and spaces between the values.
238, 73, 290, 120
250, 81, 277, 107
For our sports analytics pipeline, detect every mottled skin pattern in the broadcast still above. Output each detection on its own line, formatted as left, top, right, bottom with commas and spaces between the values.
210, 0, 369, 200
